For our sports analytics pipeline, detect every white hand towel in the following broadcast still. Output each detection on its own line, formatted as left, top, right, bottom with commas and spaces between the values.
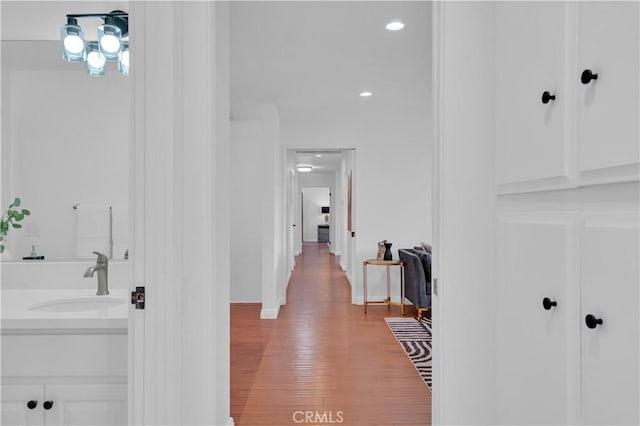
75, 205, 111, 258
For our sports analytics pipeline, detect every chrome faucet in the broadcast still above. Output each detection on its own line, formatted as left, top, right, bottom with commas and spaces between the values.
84, 251, 109, 295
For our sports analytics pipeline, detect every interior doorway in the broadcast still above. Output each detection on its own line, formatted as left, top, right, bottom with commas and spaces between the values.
301, 187, 330, 243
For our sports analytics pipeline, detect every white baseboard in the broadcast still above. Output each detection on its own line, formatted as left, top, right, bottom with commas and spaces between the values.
260, 306, 280, 319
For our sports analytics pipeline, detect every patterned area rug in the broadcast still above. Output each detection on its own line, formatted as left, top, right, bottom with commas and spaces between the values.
385, 317, 432, 391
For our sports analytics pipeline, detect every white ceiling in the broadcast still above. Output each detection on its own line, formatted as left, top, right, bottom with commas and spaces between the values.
295, 150, 343, 173
230, 1, 431, 125
230, 2, 431, 173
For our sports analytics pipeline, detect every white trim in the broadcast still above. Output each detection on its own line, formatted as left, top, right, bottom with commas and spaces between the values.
497, 175, 576, 195
260, 307, 280, 320
129, 2, 146, 423
431, 2, 445, 425
579, 163, 640, 187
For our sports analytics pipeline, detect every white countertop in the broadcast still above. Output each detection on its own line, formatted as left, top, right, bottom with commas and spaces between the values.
1, 289, 128, 332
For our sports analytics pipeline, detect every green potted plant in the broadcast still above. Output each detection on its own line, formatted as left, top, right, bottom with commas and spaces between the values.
0, 197, 30, 254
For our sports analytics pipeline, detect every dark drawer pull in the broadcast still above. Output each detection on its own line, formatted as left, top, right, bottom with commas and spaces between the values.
43, 400, 54, 410
27, 400, 38, 409
581, 69, 598, 84
541, 91, 556, 104
542, 297, 557, 310
585, 314, 603, 329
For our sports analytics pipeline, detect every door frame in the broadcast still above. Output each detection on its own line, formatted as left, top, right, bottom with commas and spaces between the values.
431, 3, 445, 424
129, 2, 231, 424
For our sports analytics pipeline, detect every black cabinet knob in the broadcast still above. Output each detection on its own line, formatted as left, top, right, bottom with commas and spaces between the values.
27, 400, 38, 409
581, 69, 598, 84
43, 400, 54, 410
541, 91, 556, 104
542, 297, 557, 310
585, 314, 603, 329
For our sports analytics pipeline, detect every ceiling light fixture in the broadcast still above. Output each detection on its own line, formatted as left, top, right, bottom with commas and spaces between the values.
61, 10, 129, 77
386, 21, 405, 31
360, 91, 373, 97
297, 165, 313, 173
315, 154, 322, 158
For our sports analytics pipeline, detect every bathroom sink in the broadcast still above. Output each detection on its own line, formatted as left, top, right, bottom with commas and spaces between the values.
29, 296, 126, 313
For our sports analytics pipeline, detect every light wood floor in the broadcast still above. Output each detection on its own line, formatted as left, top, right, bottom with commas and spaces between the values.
231, 242, 431, 425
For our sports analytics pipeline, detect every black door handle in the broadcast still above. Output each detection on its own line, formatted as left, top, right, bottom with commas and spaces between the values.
581, 69, 598, 84
585, 314, 603, 329
542, 297, 557, 310
27, 400, 38, 409
43, 400, 54, 410
541, 91, 556, 104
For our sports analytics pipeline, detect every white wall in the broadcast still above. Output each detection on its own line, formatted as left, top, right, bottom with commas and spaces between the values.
229, 103, 284, 317
1, 259, 131, 290
301, 187, 330, 242
229, 121, 264, 303
432, 2, 497, 424
1, 41, 130, 261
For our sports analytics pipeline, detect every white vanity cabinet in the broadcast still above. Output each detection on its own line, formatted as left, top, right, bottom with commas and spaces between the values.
496, 1, 639, 193
1, 383, 126, 426
1, 384, 44, 425
1, 290, 128, 426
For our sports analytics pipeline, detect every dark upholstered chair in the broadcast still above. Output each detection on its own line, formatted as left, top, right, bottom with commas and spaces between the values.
398, 248, 431, 319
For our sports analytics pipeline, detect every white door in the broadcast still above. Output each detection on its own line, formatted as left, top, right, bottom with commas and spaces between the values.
576, 2, 640, 183
44, 384, 127, 426
581, 212, 639, 425
0, 384, 44, 426
496, 213, 580, 425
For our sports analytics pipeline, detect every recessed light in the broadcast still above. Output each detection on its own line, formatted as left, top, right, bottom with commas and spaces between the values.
315, 154, 322, 157
386, 21, 405, 31
360, 91, 373, 97
297, 165, 312, 172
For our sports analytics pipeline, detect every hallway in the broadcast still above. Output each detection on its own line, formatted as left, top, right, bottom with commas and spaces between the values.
231, 243, 431, 425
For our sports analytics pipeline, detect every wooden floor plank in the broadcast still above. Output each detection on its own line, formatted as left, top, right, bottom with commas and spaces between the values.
231, 242, 431, 425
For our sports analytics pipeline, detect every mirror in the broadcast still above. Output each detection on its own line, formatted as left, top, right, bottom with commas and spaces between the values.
2, 6, 130, 261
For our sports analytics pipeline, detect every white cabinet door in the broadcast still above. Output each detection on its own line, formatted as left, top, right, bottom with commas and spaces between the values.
0, 384, 44, 426
581, 212, 639, 425
496, 213, 580, 425
44, 384, 127, 426
577, 2, 640, 184
495, 2, 569, 193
